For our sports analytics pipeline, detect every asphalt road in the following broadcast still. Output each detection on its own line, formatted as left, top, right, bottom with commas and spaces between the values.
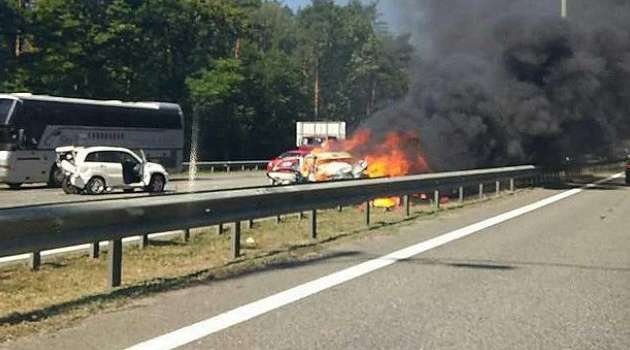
3, 176, 629, 349
0, 172, 269, 209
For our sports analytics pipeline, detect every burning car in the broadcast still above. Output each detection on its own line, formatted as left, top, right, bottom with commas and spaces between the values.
299, 152, 367, 182
266, 149, 310, 172
266, 149, 310, 186
266, 150, 367, 185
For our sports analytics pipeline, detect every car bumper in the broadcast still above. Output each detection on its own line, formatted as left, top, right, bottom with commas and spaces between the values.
267, 171, 298, 184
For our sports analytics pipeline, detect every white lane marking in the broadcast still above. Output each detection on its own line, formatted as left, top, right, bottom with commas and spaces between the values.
126, 173, 623, 350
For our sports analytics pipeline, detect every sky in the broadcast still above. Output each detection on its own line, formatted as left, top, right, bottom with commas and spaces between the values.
283, 0, 349, 10
283, 0, 402, 32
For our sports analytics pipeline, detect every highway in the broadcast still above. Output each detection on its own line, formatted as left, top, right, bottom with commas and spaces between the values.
0, 172, 269, 209
4, 175, 628, 349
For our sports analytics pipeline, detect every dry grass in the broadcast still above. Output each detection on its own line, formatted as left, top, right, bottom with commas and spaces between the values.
0, 192, 507, 342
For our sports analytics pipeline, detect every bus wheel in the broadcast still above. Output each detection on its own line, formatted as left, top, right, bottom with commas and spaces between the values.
7, 183, 22, 190
86, 177, 106, 195
48, 165, 64, 187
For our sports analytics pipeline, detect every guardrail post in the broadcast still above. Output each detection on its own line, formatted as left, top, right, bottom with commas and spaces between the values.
458, 186, 464, 203
478, 183, 484, 200
309, 210, 317, 239
139, 234, 149, 249
298, 211, 305, 220
211, 166, 215, 173
216, 223, 224, 235
241, 165, 245, 172
231, 222, 241, 259
90, 242, 100, 258
510, 178, 515, 193
246, 219, 254, 229
275, 215, 281, 224
364, 201, 370, 226
30, 251, 41, 271
107, 239, 122, 288
337, 205, 343, 212
183, 229, 190, 242
227, 165, 231, 173
403, 195, 410, 217
495, 181, 500, 196
433, 190, 440, 210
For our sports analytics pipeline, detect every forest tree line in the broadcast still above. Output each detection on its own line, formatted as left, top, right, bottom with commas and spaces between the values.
0, 0, 412, 159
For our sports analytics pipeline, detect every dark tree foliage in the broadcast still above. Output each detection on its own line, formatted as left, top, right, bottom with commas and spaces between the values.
1, 0, 412, 160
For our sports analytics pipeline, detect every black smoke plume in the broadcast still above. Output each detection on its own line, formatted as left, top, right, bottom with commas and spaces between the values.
366, 0, 630, 170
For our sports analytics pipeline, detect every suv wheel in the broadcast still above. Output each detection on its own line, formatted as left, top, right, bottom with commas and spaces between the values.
86, 177, 106, 195
147, 174, 165, 193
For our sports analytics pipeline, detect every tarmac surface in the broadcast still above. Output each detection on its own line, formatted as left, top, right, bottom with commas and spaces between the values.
0, 172, 269, 209
4, 176, 628, 349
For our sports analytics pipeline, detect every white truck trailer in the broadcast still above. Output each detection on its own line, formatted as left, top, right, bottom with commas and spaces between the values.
296, 121, 346, 147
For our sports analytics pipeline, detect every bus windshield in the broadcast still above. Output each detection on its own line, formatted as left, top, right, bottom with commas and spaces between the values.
0, 126, 16, 151
0, 99, 14, 124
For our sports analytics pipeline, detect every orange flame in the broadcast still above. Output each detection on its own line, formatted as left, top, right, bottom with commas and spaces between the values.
324, 129, 430, 178
322, 129, 430, 208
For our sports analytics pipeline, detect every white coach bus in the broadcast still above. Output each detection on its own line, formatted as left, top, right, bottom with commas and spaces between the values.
0, 93, 184, 188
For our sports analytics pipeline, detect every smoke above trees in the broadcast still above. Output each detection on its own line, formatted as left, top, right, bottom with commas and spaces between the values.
365, 0, 630, 170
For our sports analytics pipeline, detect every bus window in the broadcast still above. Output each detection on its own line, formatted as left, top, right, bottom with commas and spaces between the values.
0, 99, 14, 123
0, 126, 16, 151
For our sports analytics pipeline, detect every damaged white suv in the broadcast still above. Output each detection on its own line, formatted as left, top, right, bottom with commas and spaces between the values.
56, 146, 168, 195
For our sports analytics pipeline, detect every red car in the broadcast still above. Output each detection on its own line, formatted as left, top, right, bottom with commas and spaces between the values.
266, 149, 311, 185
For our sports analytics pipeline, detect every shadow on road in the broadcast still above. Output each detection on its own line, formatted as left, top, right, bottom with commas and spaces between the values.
0, 185, 49, 192
400, 257, 630, 273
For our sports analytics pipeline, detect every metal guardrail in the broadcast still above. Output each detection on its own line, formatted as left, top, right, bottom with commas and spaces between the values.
182, 160, 269, 172
0, 165, 539, 288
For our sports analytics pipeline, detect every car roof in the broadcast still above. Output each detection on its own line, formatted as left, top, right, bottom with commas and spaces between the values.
284, 149, 310, 154
78, 146, 136, 153
310, 151, 353, 160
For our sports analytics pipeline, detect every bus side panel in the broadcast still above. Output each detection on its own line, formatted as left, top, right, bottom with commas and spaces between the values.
2, 150, 54, 184
38, 125, 183, 171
